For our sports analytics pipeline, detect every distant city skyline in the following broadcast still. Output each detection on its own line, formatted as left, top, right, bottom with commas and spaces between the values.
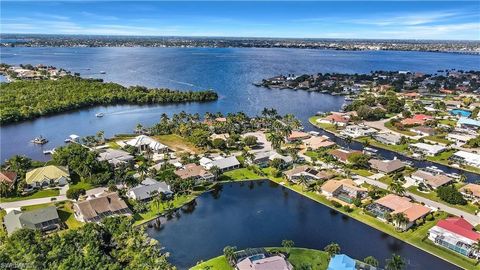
1, 1, 480, 40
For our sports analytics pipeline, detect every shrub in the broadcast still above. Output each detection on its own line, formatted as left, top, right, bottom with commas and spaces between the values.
66, 187, 86, 200
331, 200, 342, 208
436, 185, 467, 205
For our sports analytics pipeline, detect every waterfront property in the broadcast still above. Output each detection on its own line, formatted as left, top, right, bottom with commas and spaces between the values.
235, 248, 293, 270
287, 131, 311, 142
340, 124, 377, 138
25, 165, 70, 190
428, 217, 480, 259
283, 165, 334, 183
373, 132, 402, 145
317, 112, 352, 126
248, 150, 292, 168
200, 156, 240, 172
368, 159, 406, 174
327, 254, 356, 270
125, 135, 168, 153
411, 170, 453, 190
97, 148, 134, 167
74, 192, 131, 223
329, 149, 362, 164
459, 183, 480, 203
320, 179, 367, 204
0, 171, 17, 190
450, 150, 480, 168
3, 206, 60, 235
409, 142, 446, 157
303, 135, 335, 150
366, 194, 431, 231
175, 163, 215, 183
127, 178, 172, 201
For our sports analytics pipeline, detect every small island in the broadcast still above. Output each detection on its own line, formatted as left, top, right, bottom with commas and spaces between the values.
0, 63, 218, 124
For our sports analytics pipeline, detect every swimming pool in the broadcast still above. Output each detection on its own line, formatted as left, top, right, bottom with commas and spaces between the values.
450, 109, 471, 117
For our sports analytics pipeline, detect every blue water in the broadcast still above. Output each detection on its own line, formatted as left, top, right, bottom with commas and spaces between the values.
450, 109, 472, 117
149, 181, 459, 270
1, 47, 479, 162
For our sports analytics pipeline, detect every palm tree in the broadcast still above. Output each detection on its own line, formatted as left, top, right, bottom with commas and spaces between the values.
267, 132, 284, 150
96, 130, 105, 144
138, 162, 149, 181
209, 166, 221, 180
223, 246, 237, 264
459, 174, 467, 183
297, 174, 309, 191
388, 180, 406, 196
281, 239, 294, 254
0, 181, 11, 197
470, 240, 480, 259
363, 256, 379, 267
392, 213, 409, 231
324, 242, 341, 257
385, 254, 406, 270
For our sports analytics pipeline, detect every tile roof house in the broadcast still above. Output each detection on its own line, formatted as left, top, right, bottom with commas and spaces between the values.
97, 148, 134, 167
201, 156, 240, 172
368, 194, 430, 230
236, 255, 293, 270
127, 178, 172, 201
0, 171, 17, 188
329, 149, 362, 163
450, 151, 480, 168
428, 217, 480, 258
373, 132, 402, 145
174, 163, 215, 182
401, 114, 433, 126
409, 143, 446, 156
74, 192, 131, 223
125, 135, 168, 153
318, 113, 350, 126
410, 126, 437, 136
3, 206, 60, 235
287, 131, 311, 142
340, 124, 377, 138
283, 165, 334, 183
25, 165, 70, 189
321, 179, 367, 204
459, 183, 480, 202
303, 136, 335, 150
411, 170, 453, 189
369, 159, 406, 174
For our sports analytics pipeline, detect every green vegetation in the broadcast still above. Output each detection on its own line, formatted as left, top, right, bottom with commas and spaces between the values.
308, 116, 338, 133
407, 186, 478, 214
384, 121, 416, 136
0, 77, 218, 124
0, 189, 59, 203
436, 185, 467, 205
424, 135, 451, 145
154, 134, 203, 154
0, 217, 175, 269
218, 168, 263, 182
190, 247, 330, 270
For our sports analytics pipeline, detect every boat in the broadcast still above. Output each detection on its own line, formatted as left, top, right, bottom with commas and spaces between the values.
64, 134, 80, 143
31, 136, 48, 145
403, 160, 414, 166
95, 113, 104, 117
43, 148, 56, 155
344, 96, 356, 101
100, 71, 106, 74
364, 147, 378, 153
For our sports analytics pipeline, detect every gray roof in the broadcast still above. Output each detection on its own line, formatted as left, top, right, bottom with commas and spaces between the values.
4, 206, 59, 235
211, 156, 240, 170
128, 178, 172, 200
98, 149, 134, 164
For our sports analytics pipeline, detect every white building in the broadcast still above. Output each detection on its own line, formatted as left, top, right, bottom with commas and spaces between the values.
125, 135, 168, 153
450, 151, 480, 167
446, 133, 476, 146
409, 143, 446, 156
340, 124, 377, 138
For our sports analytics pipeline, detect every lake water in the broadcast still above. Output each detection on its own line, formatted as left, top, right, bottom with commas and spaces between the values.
1, 47, 479, 162
148, 180, 459, 270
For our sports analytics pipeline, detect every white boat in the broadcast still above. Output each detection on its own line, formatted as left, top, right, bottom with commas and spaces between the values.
100, 71, 106, 74
31, 136, 48, 144
43, 148, 56, 155
95, 113, 104, 118
364, 147, 378, 153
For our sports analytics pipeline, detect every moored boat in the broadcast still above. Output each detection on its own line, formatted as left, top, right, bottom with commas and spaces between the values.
31, 136, 48, 145
95, 113, 104, 117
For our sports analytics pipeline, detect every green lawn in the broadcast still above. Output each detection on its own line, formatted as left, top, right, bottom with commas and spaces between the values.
217, 168, 263, 182
267, 178, 479, 269
426, 149, 455, 163
308, 116, 338, 133
68, 180, 95, 191
21, 201, 84, 230
407, 186, 479, 214
439, 119, 457, 127
351, 169, 374, 177
424, 135, 451, 145
0, 189, 60, 203
190, 248, 330, 270
384, 121, 416, 136
356, 137, 410, 154
154, 134, 203, 154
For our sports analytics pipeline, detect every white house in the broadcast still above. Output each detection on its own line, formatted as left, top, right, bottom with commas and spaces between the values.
374, 132, 402, 145
409, 143, 446, 156
201, 156, 240, 172
127, 178, 172, 201
446, 133, 476, 146
450, 151, 480, 167
340, 124, 377, 138
125, 135, 168, 153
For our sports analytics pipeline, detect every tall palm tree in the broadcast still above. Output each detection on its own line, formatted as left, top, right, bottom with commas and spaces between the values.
297, 174, 309, 191
138, 162, 149, 181
385, 254, 406, 270
388, 180, 406, 196
267, 132, 284, 150
392, 213, 409, 231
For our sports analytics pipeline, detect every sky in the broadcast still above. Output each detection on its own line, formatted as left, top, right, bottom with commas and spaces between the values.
1, 1, 479, 40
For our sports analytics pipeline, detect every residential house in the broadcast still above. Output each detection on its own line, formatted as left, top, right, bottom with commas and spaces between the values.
410, 126, 437, 137
303, 136, 335, 150
74, 192, 131, 223
321, 179, 367, 204
446, 133, 476, 146
409, 143, 446, 156
0, 171, 17, 190
127, 178, 172, 201
374, 132, 402, 145
97, 148, 134, 167
249, 150, 293, 168
450, 151, 480, 167
236, 254, 293, 270
201, 156, 240, 172
287, 131, 311, 142
318, 113, 350, 127
175, 163, 215, 183
25, 165, 70, 190
366, 194, 430, 230
411, 170, 453, 190
401, 114, 433, 126
329, 149, 362, 164
459, 184, 480, 203
125, 135, 168, 153
327, 254, 356, 270
368, 159, 406, 174
3, 206, 60, 235
457, 117, 480, 130
340, 124, 377, 138
428, 217, 480, 259
210, 133, 230, 141
283, 165, 334, 183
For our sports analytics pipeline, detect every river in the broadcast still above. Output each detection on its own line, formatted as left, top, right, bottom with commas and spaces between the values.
148, 180, 460, 270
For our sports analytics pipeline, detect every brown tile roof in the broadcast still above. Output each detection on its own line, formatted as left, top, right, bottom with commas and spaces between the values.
368, 159, 405, 174
411, 170, 453, 189
303, 136, 335, 149
75, 192, 129, 221
459, 183, 480, 198
329, 149, 361, 163
0, 171, 17, 187
175, 163, 213, 180
287, 131, 311, 141
321, 179, 366, 194
375, 194, 430, 221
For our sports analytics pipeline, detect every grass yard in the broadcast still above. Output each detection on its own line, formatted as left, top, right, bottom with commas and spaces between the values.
351, 169, 374, 177
190, 248, 330, 270
384, 121, 416, 136
356, 137, 410, 154
426, 149, 455, 163
0, 189, 60, 203
68, 180, 95, 191
154, 134, 203, 154
424, 135, 451, 145
439, 119, 457, 127
308, 116, 338, 133
218, 168, 263, 182
21, 201, 84, 230
407, 186, 479, 214
267, 177, 479, 269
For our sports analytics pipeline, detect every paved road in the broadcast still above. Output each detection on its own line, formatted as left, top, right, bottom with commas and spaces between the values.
354, 175, 480, 225
0, 187, 108, 210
